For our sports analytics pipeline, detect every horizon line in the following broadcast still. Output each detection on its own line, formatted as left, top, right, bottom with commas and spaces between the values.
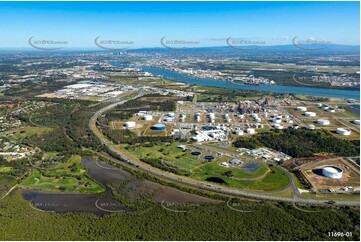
0, 43, 360, 51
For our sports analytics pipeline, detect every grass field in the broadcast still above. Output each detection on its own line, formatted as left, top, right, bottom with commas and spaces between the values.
191, 161, 269, 179
191, 163, 289, 191
5, 126, 53, 141
124, 143, 202, 170
299, 192, 360, 201
20, 155, 104, 193
287, 106, 357, 121
290, 173, 306, 189
0, 166, 13, 173
124, 143, 289, 191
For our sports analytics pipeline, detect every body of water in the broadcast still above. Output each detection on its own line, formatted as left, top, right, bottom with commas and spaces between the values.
21, 157, 135, 214
142, 66, 360, 100
109, 61, 360, 100
22, 157, 217, 213
22, 190, 129, 215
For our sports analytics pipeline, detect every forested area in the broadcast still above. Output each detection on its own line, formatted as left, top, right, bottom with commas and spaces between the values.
18, 99, 105, 152
234, 129, 360, 157
99, 111, 134, 124
0, 193, 359, 241
112, 96, 177, 112
0, 156, 27, 195
0, 156, 28, 178
100, 127, 174, 145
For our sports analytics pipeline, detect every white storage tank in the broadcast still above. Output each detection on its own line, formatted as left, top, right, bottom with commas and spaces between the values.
353, 119, 360, 125
258, 124, 264, 128
306, 124, 315, 130
125, 121, 136, 128
336, 128, 351, 136
246, 128, 255, 134
164, 117, 173, 122
304, 112, 316, 117
167, 112, 175, 117
235, 130, 244, 136
137, 111, 146, 117
296, 106, 307, 111
273, 118, 282, 124
208, 113, 215, 119
274, 124, 284, 130
322, 166, 343, 179
143, 115, 153, 121
180, 114, 186, 121
327, 109, 335, 113
317, 119, 330, 125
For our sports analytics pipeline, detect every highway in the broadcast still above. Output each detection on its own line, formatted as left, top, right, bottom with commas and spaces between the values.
89, 91, 360, 207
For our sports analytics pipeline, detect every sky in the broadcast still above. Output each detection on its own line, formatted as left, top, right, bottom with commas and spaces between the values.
0, 1, 359, 49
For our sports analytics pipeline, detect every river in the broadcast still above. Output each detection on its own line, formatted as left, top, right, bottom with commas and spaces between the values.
109, 61, 360, 100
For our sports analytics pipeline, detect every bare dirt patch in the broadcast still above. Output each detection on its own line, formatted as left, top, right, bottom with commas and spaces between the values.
298, 158, 360, 191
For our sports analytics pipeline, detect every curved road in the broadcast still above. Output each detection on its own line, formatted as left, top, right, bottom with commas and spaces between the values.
89, 90, 359, 206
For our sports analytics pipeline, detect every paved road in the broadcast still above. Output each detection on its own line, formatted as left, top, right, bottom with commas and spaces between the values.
89, 92, 360, 207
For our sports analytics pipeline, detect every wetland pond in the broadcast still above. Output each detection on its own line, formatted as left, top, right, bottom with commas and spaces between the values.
22, 157, 219, 214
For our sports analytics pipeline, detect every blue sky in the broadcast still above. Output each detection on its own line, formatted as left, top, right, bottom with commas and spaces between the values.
0, 1, 359, 49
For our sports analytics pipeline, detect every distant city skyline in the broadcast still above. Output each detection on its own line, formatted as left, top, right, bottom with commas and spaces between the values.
0, 1, 359, 49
